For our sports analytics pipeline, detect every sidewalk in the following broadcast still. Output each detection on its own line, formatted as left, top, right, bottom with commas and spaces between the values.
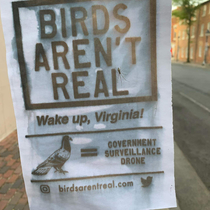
171, 60, 210, 70
0, 131, 28, 210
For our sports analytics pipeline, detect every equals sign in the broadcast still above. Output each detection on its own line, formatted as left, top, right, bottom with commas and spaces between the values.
81, 148, 98, 157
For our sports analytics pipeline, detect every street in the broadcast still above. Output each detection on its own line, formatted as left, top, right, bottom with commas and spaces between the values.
172, 63, 210, 209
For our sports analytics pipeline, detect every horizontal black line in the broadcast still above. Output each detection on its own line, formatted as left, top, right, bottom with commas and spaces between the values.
81, 149, 97, 152
81, 153, 98, 157
31, 171, 164, 183
27, 96, 156, 110
14, 0, 137, 8
25, 126, 163, 138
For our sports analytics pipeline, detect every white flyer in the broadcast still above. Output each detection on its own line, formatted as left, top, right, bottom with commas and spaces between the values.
0, 0, 176, 209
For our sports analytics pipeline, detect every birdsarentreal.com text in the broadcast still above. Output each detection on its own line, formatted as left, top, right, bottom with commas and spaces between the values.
59, 180, 133, 193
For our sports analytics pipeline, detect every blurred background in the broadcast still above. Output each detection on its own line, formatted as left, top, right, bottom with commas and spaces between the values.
171, 0, 210, 209
0, 0, 210, 210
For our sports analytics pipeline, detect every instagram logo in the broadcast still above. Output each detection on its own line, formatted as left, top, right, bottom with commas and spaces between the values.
40, 185, 50, 193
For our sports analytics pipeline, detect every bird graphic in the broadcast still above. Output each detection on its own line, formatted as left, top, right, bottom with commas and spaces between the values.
141, 176, 153, 187
32, 136, 73, 176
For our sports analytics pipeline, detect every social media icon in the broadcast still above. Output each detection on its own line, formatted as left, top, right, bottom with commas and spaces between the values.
40, 185, 50, 193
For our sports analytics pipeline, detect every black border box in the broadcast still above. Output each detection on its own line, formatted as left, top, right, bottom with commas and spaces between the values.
12, 0, 157, 110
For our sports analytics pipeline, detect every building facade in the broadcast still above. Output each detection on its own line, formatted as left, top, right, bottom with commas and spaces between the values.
0, 18, 16, 141
172, 0, 210, 64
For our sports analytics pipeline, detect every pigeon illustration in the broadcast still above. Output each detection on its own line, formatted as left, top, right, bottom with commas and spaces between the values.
32, 136, 72, 175
141, 176, 153, 187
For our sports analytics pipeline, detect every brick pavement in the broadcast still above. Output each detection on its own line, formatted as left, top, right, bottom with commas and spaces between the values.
0, 131, 29, 210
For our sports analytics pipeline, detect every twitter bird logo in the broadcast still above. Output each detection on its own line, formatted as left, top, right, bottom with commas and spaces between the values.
141, 176, 153, 187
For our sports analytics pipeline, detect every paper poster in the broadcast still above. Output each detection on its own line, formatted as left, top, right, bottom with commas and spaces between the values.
0, 0, 176, 209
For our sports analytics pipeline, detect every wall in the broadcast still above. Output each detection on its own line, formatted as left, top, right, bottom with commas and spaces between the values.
194, 3, 210, 64
0, 17, 16, 141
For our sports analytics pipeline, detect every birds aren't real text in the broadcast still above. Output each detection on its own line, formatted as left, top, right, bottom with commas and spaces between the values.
34, 4, 141, 101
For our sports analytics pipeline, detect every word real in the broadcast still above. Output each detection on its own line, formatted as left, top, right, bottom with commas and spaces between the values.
34, 4, 141, 101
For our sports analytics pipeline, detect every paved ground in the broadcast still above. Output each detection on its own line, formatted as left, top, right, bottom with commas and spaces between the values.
0, 131, 28, 210
172, 63, 210, 191
172, 62, 210, 210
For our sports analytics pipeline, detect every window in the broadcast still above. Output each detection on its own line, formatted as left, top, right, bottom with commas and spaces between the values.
208, 22, 210, 31
203, 5, 207, 16
192, 16, 196, 21
181, 48, 184, 58
199, 46, 202, 57
190, 47, 194, 59
173, 25, 177, 39
200, 24, 204, 37
182, 31, 185, 40
178, 30, 181, 38
192, 10, 197, 20
191, 26, 195, 38
192, 10, 197, 21
174, 32, 176, 39
185, 47, 188, 58
186, 30, 188, 39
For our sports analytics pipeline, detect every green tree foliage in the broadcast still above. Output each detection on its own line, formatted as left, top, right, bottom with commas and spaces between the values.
172, 0, 203, 62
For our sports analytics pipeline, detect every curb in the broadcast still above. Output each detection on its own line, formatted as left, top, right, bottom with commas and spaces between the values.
171, 60, 210, 70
